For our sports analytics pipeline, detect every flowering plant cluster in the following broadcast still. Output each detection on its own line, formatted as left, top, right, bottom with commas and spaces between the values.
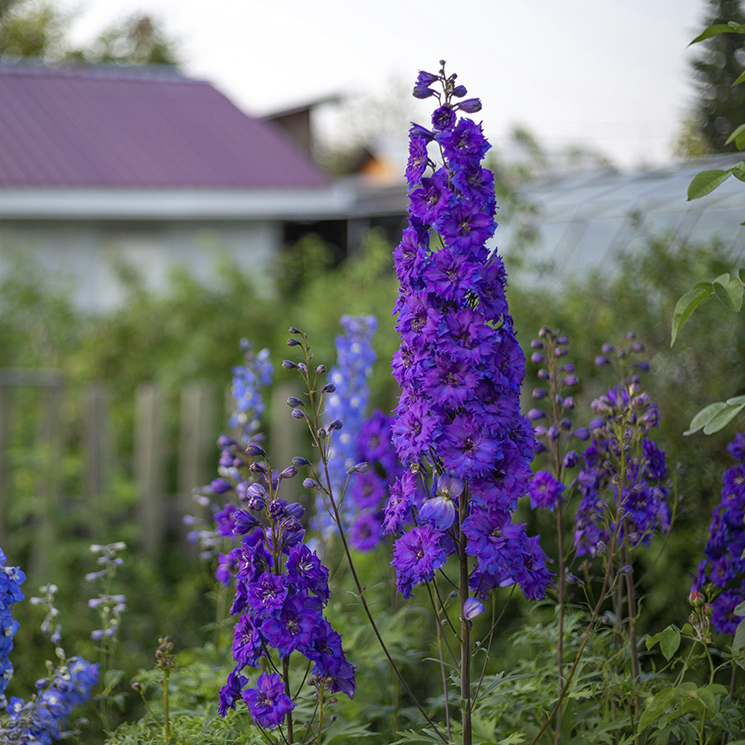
692, 432, 745, 634
0, 551, 99, 745
205, 342, 355, 737
572, 336, 670, 558
6, 656, 98, 745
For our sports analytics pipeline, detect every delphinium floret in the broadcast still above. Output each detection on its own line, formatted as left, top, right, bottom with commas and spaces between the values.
388, 61, 549, 606
691, 432, 745, 634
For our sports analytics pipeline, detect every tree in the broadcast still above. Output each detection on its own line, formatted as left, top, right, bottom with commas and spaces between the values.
687, 0, 745, 153
0, 0, 180, 66
71, 14, 181, 66
0, 0, 71, 59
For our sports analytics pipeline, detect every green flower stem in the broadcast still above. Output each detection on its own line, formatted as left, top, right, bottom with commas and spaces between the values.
459, 493, 472, 745
530, 531, 618, 745
292, 336, 449, 745
282, 656, 294, 744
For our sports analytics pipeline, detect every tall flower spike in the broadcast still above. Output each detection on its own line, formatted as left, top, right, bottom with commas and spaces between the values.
0, 547, 24, 711
572, 336, 670, 557
691, 432, 745, 634
388, 63, 550, 602
314, 315, 377, 535
231, 339, 273, 444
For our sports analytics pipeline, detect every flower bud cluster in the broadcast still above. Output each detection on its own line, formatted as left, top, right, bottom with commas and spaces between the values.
86, 542, 127, 642
526, 328, 581, 511
572, 336, 670, 557
186, 342, 272, 563
389, 64, 549, 602
691, 432, 745, 634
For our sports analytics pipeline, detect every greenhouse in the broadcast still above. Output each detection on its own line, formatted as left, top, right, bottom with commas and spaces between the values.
497, 153, 745, 282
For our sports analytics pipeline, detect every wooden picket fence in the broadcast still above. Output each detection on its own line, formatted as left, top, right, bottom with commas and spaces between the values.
0, 369, 301, 577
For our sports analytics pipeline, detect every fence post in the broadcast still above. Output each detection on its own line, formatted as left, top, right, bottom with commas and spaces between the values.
178, 382, 216, 538
135, 383, 166, 558
33, 384, 64, 579
83, 383, 111, 540
0, 387, 11, 545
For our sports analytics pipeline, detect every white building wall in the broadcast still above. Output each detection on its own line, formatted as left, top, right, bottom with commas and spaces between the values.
0, 218, 280, 313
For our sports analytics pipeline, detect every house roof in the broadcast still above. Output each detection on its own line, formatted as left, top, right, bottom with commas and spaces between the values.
0, 61, 329, 190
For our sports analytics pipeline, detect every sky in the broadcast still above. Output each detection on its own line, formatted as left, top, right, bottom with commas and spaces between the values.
56, 0, 709, 170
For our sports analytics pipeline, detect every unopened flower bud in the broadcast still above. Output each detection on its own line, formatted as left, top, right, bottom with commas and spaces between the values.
287, 397, 304, 408
316, 428, 328, 440
282, 360, 297, 370
286, 338, 301, 347
457, 97, 482, 113
532, 388, 547, 399
315, 364, 327, 374
328, 419, 343, 431
689, 589, 705, 608
347, 462, 370, 474
562, 450, 579, 468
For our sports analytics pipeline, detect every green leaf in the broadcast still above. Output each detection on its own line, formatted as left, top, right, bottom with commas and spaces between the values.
684, 401, 726, 435
734, 601, 745, 616
733, 161, 745, 182
734, 70, 745, 86
726, 125, 745, 144
712, 273, 744, 311
739, 268, 745, 283
660, 625, 681, 661
646, 632, 661, 650
688, 169, 732, 200
734, 618, 745, 649
703, 399, 745, 434
671, 282, 713, 346
689, 23, 739, 44
698, 685, 717, 711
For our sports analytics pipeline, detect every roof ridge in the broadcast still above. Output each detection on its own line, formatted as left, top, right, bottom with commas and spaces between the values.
0, 58, 197, 84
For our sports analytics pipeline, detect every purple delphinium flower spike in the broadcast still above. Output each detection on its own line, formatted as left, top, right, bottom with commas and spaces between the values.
691, 432, 745, 634
571, 337, 670, 558
231, 339, 272, 444
388, 63, 550, 605
0, 548, 24, 711
324, 315, 377, 488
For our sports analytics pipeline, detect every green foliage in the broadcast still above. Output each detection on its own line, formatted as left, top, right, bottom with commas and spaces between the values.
686, 5, 745, 155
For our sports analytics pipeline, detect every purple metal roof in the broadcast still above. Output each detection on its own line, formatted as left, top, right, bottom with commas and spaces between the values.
0, 62, 329, 189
